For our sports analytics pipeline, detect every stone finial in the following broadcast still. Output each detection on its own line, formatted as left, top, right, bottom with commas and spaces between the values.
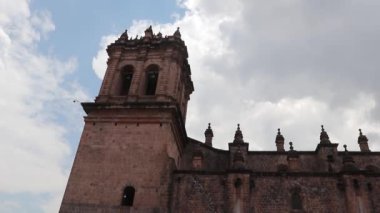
277, 128, 284, 140
157, 32, 162, 39
341, 144, 358, 172
205, 123, 213, 136
116, 30, 128, 43
358, 129, 367, 140
343, 144, 348, 152
174, 27, 181, 38
358, 129, 370, 152
121, 30, 128, 38
287, 141, 299, 170
144, 25, 153, 39
287, 141, 298, 158
320, 125, 331, 144
275, 128, 285, 152
233, 124, 244, 144
204, 123, 214, 146
145, 25, 152, 33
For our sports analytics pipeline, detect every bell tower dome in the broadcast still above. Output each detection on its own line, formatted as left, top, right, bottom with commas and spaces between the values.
60, 27, 193, 212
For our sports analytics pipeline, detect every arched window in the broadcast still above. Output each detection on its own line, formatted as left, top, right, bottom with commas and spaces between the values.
291, 190, 302, 210
120, 65, 134, 95
145, 65, 159, 95
121, 186, 135, 206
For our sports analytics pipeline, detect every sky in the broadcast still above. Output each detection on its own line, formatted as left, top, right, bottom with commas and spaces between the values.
1, 0, 380, 212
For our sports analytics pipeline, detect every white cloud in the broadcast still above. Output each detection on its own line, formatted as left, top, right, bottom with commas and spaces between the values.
92, 0, 380, 153
0, 0, 87, 212
92, 35, 118, 79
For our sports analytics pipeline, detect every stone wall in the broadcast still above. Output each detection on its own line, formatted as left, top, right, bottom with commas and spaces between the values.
60, 108, 182, 213
171, 172, 379, 213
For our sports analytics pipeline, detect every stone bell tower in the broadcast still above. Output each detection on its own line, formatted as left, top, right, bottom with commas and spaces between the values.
60, 26, 193, 212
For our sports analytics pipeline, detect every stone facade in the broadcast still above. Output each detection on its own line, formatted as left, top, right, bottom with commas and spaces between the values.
60, 27, 380, 213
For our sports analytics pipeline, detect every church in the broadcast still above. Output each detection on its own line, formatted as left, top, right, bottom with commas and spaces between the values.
60, 27, 380, 213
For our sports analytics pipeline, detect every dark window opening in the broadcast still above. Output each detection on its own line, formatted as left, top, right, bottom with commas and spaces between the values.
353, 179, 360, 189
367, 182, 373, 191
122, 186, 135, 206
120, 66, 134, 95
121, 72, 133, 95
291, 191, 302, 210
327, 155, 334, 162
145, 65, 159, 95
234, 178, 242, 188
